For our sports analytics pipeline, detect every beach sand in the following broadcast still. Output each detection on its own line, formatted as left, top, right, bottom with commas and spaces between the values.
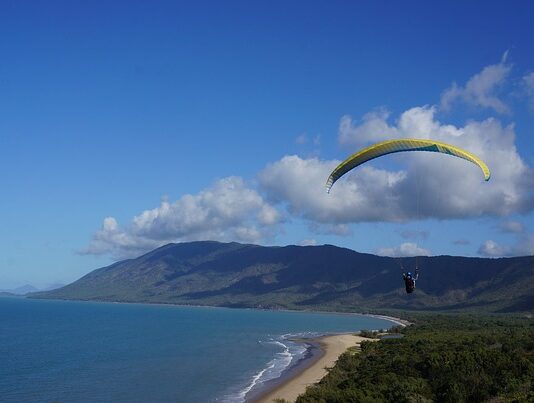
254, 334, 377, 403
368, 314, 411, 327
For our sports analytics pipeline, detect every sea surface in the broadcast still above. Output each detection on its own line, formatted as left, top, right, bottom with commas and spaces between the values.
0, 297, 395, 403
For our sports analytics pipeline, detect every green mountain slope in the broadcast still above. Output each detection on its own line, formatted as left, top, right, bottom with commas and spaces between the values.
32, 241, 534, 313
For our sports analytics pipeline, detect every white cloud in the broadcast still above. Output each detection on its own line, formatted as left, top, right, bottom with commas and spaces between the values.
80, 217, 162, 259
376, 242, 431, 257
83, 58, 534, 259
299, 239, 318, 246
478, 235, 534, 257
82, 177, 282, 259
478, 240, 506, 257
479, 220, 534, 257
440, 52, 512, 113
338, 108, 396, 147
259, 155, 408, 223
261, 106, 533, 224
338, 105, 463, 148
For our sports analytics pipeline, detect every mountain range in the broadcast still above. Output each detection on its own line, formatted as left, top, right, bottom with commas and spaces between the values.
32, 241, 534, 313
1, 283, 65, 296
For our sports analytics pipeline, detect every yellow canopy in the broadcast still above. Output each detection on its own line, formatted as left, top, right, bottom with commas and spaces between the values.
326, 138, 490, 193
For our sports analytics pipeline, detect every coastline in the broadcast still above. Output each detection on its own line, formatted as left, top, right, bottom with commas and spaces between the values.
249, 334, 377, 403
23, 298, 408, 402
243, 339, 324, 402
28, 296, 410, 326
244, 313, 406, 403
367, 313, 411, 327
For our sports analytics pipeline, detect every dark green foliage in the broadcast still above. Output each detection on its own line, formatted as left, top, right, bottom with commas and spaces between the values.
358, 329, 381, 339
297, 316, 534, 403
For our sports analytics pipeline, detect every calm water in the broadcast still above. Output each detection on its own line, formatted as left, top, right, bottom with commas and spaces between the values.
0, 297, 394, 402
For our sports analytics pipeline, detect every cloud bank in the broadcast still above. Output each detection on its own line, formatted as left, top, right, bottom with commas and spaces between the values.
83, 57, 534, 259
82, 177, 282, 259
263, 105, 533, 224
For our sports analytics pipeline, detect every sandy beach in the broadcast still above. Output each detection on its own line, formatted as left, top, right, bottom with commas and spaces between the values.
368, 314, 411, 327
253, 334, 377, 403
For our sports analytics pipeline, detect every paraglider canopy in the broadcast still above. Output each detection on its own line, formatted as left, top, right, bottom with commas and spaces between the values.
326, 138, 490, 193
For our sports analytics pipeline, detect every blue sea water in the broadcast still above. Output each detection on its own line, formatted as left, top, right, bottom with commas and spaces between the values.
0, 297, 395, 402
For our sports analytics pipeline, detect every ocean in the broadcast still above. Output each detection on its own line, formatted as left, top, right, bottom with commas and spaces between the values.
0, 297, 395, 402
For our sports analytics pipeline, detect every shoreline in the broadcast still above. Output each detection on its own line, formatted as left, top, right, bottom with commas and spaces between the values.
243, 312, 408, 403
25, 298, 408, 402
367, 313, 411, 327
243, 339, 324, 402
248, 333, 377, 403
28, 296, 409, 327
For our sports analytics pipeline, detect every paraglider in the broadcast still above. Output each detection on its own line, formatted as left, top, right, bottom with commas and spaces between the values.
326, 138, 490, 294
403, 267, 419, 294
325, 138, 490, 194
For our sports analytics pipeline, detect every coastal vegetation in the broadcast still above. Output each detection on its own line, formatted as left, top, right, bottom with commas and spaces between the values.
297, 314, 534, 402
356, 329, 382, 339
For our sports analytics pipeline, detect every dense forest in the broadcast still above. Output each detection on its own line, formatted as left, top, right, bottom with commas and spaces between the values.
297, 315, 534, 402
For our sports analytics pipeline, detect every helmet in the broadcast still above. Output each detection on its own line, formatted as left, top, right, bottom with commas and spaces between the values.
407, 272, 412, 277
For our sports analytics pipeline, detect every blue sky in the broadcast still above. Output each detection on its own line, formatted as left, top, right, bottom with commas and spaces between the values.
2, 1, 534, 288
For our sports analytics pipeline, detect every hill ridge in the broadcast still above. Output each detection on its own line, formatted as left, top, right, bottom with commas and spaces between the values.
32, 241, 534, 313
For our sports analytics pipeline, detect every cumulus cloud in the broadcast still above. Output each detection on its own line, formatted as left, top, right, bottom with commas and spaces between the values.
338, 108, 395, 147
376, 242, 431, 257
478, 236, 534, 257
478, 240, 506, 257
83, 58, 534, 259
259, 155, 407, 223
81, 217, 162, 259
479, 220, 534, 257
82, 177, 282, 259
261, 106, 534, 225
440, 52, 512, 113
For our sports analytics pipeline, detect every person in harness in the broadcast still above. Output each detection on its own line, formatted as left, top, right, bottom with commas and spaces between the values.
403, 266, 419, 294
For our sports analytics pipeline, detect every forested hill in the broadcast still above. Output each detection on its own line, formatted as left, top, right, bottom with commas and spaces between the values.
33, 241, 534, 313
